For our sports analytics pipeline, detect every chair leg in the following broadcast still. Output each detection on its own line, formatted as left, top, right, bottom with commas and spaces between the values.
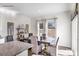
28, 48, 32, 56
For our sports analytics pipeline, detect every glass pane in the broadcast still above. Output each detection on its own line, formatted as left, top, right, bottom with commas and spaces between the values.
48, 19, 56, 38
48, 20, 56, 29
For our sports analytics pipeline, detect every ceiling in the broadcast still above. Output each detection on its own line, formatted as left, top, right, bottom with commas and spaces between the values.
0, 3, 75, 17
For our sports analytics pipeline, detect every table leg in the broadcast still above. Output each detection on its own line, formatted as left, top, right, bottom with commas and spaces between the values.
42, 43, 50, 56
28, 48, 32, 56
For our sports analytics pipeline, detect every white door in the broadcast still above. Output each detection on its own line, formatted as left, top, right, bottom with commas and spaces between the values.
72, 15, 77, 56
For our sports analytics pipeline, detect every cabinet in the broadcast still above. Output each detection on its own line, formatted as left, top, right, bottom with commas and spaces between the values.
16, 24, 29, 41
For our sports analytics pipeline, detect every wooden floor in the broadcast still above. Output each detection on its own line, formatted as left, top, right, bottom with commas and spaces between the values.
58, 46, 73, 56
58, 46, 71, 50
32, 46, 72, 56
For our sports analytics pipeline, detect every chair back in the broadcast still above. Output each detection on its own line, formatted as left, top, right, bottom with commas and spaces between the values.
48, 37, 59, 56
29, 36, 38, 54
30, 36, 38, 45
56, 37, 59, 46
6, 35, 13, 42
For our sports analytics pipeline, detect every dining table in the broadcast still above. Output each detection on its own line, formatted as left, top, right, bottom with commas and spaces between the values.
38, 37, 56, 56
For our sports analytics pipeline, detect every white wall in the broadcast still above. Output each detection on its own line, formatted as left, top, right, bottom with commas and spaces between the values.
14, 14, 31, 39
30, 18, 37, 35
0, 14, 3, 36
30, 11, 72, 47
72, 15, 77, 56
0, 13, 17, 43
0, 13, 17, 39
0, 13, 31, 40
56, 12, 72, 47
0, 13, 8, 37
77, 11, 79, 56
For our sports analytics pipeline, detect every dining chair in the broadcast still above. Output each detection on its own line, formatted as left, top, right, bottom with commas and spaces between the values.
29, 36, 42, 55
6, 35, 14, 42
47, 37, 59, 56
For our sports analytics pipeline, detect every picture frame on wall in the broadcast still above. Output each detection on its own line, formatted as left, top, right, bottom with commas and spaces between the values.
48, 20, 56, 29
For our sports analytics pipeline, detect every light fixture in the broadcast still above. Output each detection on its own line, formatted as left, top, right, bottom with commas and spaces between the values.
0, 7, 17, 16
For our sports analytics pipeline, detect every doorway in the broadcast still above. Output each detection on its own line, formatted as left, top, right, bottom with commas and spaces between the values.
7, 22, 14, 42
